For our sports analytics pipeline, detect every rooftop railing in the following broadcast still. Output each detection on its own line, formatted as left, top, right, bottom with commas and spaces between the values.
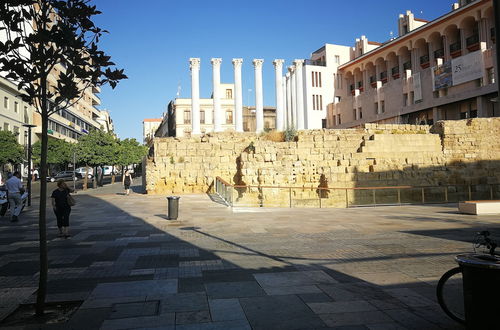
214, 177, 500, 208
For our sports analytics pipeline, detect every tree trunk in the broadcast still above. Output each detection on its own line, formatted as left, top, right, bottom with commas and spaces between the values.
83, 164, 88, 190
36, 78, 49, 316
111, 165, 115, 184
93, 166, 97, 189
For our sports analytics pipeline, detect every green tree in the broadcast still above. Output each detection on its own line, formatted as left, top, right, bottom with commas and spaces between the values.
0, 130, 24, 167
32, 138, 74, 168
0, 0, 126, 315
117, 138, 147, 177
77, 129, 118, 188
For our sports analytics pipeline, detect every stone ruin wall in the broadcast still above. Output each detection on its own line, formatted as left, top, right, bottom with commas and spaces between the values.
145, 118, 500, 206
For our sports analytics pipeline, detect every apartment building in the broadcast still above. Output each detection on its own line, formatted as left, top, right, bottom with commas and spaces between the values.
327, 0, 498, 128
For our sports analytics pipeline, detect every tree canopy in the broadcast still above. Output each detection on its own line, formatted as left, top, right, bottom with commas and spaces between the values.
0, 130, 24, 166
117, 138, 147, 166
77, 129, 118, 166
32, 138, 74, 166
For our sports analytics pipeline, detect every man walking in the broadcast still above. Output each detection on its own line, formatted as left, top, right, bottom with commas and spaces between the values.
6, 171, 24, 222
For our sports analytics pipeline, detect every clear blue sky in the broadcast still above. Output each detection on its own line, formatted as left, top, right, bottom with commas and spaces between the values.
93, 0, 454, 141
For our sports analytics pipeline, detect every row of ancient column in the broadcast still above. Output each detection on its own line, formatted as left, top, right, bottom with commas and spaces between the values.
189, 58, 306, 134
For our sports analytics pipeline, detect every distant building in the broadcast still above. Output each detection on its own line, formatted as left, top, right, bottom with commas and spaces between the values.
143, 118, 162, 143
243, 106, 276, 132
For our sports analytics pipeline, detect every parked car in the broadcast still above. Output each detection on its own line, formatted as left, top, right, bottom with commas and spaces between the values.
47, 171, 82, 182
102, 166, 117, 176
75, 167, 94, 179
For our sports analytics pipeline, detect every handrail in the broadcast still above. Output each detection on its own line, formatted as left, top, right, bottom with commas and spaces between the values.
215, 177, 498, 209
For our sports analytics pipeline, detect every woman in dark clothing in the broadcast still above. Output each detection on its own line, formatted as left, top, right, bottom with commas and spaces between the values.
123, 170, 133, 196
51, 179, 73, 238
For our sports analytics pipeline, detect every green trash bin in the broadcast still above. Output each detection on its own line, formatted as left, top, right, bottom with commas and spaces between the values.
167, 196, 180, 220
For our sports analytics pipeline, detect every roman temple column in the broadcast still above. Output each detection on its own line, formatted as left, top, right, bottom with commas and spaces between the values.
232, 58, 244, 132
273, 59, 285, 131
285, 71, 292, 129
189, 58, 201, 135
253, 59, 264, 133
289, 65, 296, 128
211, 58, 222, 132
294, 59, 305, 130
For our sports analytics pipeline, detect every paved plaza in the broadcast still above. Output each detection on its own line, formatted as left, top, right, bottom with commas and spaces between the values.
1, 180, 499, 329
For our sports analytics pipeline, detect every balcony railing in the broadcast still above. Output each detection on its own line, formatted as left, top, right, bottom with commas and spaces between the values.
380, 71, 387, 82
449, 41, 462, 56
391, 66, 400, 78
370, 75, 377, 87
420, 54, 430, 68
434, 48, 444, 59
304, 59, 326, 66
403, 61, 411, 70
215, 177, 500, 208
466, 34, 480, 51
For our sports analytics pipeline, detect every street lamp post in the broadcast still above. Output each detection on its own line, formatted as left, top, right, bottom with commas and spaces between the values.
23, 124, 36, 207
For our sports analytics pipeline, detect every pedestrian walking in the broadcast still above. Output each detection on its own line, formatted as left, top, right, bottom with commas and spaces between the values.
51, 179, 73, 238
5, 171, 24, 222
123, 170, 133, 196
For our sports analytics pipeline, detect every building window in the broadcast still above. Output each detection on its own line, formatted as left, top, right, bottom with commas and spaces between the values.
353, 109, 357, 120
335, 55, 340, 64
184, 110, 191, 124
374, 102, 378, 114
403, 93, 408, 106
312, 95, 316, 110
311, 72, 315, 87
359, 107, 362, 119
4, 123, 9, 131
14, 101, 19, 113
4, 97, 8, 109
333, 115, 336, 125
319, 95, 323, 110
226, 110, 233, 124
200, 110, 205, 124
318, 72, 322, 87
226, 89, 232, 99
487, 68, 495, 84
410, 92, 414, 105
338, 114, 342, 124
13, 126, 19, 142
381, 100, 385, 113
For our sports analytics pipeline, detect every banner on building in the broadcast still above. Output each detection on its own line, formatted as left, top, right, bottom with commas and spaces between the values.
432, 50, 483, 91
413, 72, 422, 102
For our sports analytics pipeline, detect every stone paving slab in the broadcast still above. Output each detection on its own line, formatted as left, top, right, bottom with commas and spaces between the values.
0, 179, 492, 328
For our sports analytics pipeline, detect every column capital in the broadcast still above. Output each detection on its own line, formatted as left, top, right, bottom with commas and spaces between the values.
288, 65, 295, 73
253, 59, 264, 68
273, 59, 285, 68
211, 58, 222, 66
232, 58, 243, 68
293, 59, 304, 68
189, 58, 200, 69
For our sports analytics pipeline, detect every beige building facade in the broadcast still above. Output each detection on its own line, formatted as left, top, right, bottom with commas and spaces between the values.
327, 0, 498, 128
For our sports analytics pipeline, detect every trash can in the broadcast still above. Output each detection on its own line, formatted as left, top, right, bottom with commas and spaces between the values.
166, 196, 180, 220
455, 253, 500, 329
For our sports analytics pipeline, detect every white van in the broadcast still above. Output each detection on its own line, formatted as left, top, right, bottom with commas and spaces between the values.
102, 166, 116, 176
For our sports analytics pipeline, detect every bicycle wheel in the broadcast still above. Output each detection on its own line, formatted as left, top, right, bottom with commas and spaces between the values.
436, 267, 465, 325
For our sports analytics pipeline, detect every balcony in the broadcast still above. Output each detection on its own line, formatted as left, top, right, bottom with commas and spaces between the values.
391, 66, 400, 79
370, 75, 377, 87
356, 81, 363, 92
420, 54, 430, 68
449, 41, 462, 58
304, 59, 326, 66
350, 84, 355, 96
466, 34, 479, 51
403, 61, 411, 70
380, 71, 387, 83
434, 48, 444, 59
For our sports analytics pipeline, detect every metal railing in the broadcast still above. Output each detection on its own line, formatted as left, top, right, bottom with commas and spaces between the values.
450, 41, 462, 53
420, 54, 430, 64
466, 34, 479, 47
434, 48, 444, 59
214, 177, 500, 209
403, 61, 412, 70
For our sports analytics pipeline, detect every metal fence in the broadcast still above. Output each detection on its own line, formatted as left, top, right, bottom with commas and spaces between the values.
214, 176, 500, 208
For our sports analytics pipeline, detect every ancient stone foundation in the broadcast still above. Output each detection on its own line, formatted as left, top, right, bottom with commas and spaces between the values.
145, 118, 500, 207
